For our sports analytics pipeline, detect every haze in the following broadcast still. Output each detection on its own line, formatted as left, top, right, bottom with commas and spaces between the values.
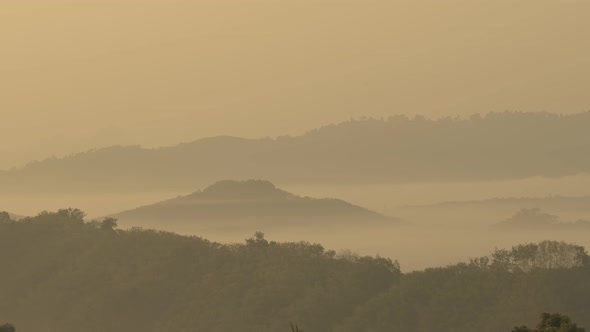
2, 0, 590, 168
3, 2, 590, 331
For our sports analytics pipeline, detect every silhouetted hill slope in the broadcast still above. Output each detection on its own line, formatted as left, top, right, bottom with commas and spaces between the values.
336, 245, 590, 332
2, 212, 589, 332
112, 180, 395, 230
0, 211, 400, 332
3, 111, 590, 193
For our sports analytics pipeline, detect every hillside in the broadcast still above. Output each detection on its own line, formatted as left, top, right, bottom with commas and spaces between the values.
112, 180, 396, 231
0, 210, 400, 332
336, 242, 590, 332
3, 112, 590, 193
1, 211, 589, 332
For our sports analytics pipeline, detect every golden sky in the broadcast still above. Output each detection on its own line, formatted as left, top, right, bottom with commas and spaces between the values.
1, 0, 590, 168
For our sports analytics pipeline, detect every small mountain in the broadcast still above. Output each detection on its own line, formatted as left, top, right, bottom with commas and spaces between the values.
112, 180, 397, 231
397, 195, 590, 227
494, 208, 590, 231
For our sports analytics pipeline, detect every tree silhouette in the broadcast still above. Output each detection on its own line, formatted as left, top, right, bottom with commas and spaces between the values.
0, 323, 15, 332
290, 322, 303, 332
491, 241, 588, 272
0, 211, 11, 223
100, 217, 118, 231
57, 208, 86, 222
513, 313, 586, 332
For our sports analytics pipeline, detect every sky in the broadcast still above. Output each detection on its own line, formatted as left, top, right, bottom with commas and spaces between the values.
2, 0, 590, 169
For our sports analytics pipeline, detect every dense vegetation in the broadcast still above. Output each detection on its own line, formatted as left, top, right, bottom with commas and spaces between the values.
3, 111, 590, 193
0, 209, 398, 332
513, 313, 586, 332
337, 247, 590, 332
0, 324, 15, 332
2, 210, 589, 332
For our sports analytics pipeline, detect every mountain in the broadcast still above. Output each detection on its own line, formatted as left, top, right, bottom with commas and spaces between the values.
112, 180, 396, 231
494, 208, 590, 231
396, 195, 590, 227
3, 111, 590, 193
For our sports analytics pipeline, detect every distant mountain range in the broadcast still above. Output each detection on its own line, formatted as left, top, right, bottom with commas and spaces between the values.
3, 111, 590, 193
112, 180, 396, 231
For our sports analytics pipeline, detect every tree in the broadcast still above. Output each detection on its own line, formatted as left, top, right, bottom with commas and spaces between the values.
290, 322, 303, 332
0, 211, 11, 223
100, 217, 118, 231
513, 313, 586, 332
492, 241, 589, 271
536, 313, 585, 332
512, 327, 530, 332
57, 208, 86, 223
0, 323, 15, 332
245, 231, 269, 247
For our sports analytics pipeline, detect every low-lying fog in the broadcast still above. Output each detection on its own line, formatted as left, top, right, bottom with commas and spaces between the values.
198, 225, 590, 272
4, 174, 590, 271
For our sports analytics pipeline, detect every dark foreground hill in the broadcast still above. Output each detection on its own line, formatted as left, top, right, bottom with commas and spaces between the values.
3, 111, 590, 193
1, 210, 590, 332
0, 209, 399, 332
112, 180, 396, 231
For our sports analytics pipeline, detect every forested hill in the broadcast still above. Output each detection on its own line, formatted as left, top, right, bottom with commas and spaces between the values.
0, 209, 399, 332
112, 180, 395, 231
2, 210, 590, 332
3, 111, 590, 193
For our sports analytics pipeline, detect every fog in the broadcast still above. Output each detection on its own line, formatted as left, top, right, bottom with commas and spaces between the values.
5, 175, 590, 271
198, 225, 590, 272
3, 1, 590, 330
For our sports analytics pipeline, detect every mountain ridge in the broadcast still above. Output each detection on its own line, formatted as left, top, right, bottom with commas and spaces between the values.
3, 111, 590, 193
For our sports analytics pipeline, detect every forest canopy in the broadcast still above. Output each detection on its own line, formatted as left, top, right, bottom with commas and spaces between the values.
1, 209, 589, 331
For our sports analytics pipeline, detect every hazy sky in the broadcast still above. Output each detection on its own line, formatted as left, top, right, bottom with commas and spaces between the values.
2, 0, 590, 168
